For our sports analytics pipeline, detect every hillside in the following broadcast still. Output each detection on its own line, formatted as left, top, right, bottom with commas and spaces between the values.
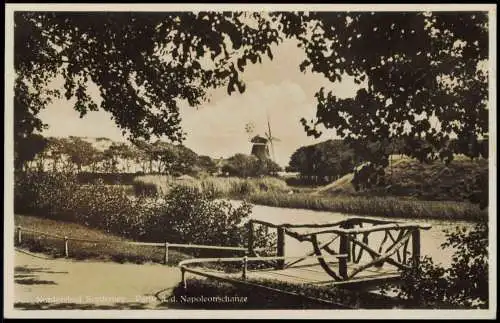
315, 156, 488, 202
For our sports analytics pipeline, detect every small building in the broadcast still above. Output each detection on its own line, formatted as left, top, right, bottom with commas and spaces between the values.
250, 135, 270, 160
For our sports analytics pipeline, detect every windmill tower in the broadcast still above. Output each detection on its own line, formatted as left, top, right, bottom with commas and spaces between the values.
250, 135, 270, 160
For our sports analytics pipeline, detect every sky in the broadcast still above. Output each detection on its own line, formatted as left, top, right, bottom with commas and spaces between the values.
38, 38, 364, 167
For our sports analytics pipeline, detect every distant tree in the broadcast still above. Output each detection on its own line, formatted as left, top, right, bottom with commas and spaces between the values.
222, 153, 280, 178
89, 150, 104, 173
102, 143, 123, 173
131, 139, 154, 173
14, 133, 49, 171
45, 137, 66, 172
64, 137, 97, 172
222, 154, 258, 178
148, 141, 174, 174
256, 158, 282, 176
196, 155, 219, 174
173, 145, 199, 175
110, 142, 135, 172
288, 140, 361, 183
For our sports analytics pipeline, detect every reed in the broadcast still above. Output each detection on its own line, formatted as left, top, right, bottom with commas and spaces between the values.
246, 192, 487, 222
132, 175, 291, 198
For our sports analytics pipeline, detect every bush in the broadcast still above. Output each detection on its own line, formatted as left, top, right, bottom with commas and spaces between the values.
132, 181, 159, 197
14, 171, 273, 253
144, 186, 257, 247
76, 172, 138, 185
383, 221, 488, 308
15, 171, 80, 217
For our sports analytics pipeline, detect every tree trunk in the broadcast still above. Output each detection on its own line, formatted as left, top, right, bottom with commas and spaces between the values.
52, 158, 58, 172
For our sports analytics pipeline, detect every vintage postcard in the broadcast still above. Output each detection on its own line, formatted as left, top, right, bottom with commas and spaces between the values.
4, 3, 497, 319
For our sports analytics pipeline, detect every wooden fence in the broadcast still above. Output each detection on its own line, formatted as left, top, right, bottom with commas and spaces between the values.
14, 226, 253, 264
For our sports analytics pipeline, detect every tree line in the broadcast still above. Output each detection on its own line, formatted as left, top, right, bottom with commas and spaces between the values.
16, 135, 208, 175
16, 134, 282, 178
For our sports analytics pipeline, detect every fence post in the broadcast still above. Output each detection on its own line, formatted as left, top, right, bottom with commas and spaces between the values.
181, 268, 187, 290
247, 220, 254, 256
164, 242, 169, 265
339, 233, 349, 280
64, 236, 69, 258
411, 229, 421, 269
17, 226, 22, 245
242, 255, 248, 280
276, 226, 285, 270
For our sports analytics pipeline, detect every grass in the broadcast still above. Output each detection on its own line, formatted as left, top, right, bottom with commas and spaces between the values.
131, 172, 488, 221
318, 156, 488, 202
246, 192, 487, 222
133, 175, 291, 198
14, 214, 189, 265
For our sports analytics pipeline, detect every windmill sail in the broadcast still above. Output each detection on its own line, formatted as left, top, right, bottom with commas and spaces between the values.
266, 113, 280, 162
267, 117, 275, 161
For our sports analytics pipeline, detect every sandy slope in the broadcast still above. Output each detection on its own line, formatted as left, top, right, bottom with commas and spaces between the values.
13, 250, 181, 310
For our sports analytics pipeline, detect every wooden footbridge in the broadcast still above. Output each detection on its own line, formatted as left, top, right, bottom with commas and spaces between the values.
179, 217, 431, 293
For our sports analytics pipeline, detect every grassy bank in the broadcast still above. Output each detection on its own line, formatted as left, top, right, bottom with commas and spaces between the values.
132, 168, 488, 222
246, 192, 487, 222
14, 214, 189, 265
317, 157, 488, 201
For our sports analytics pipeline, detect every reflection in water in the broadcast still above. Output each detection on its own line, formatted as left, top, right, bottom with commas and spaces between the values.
247, 203, 474, 268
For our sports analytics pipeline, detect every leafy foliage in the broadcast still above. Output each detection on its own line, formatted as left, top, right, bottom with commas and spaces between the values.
15, 11, 282, 141
222, 153, 282, 178
14, 133, 48, 171
14, 171, 270, 250
290, 12, 488, 163
386, 221, 488, 308
287, 139, 360, 183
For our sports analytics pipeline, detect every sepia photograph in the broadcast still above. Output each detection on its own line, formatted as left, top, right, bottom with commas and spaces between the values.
4, 3, 497, 319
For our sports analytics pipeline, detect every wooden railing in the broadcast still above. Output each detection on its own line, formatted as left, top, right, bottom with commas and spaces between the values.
247, 217, 431, 281
14, 226, 255, 264
178, 254, 348, 288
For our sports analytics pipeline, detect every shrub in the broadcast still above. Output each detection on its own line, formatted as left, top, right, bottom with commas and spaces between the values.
145, 186, 256, 247
383, 221, 488, 308
14, 171, 273, 254
14, 171, 80, 217
76, 172, 137, 185
132, 180, 159, 197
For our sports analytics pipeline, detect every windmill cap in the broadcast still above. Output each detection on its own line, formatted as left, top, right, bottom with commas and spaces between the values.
250, 135, 268, 143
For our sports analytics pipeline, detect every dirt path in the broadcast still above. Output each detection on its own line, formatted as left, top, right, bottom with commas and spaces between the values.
13, 250, 181, 310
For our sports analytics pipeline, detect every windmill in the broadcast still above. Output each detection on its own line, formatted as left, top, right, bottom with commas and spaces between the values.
245, 114, 280, 162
